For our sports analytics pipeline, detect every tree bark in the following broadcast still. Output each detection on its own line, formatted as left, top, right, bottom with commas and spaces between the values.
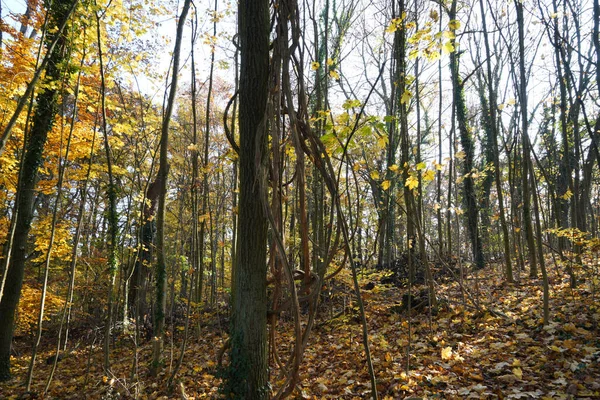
228, 0, 270, 397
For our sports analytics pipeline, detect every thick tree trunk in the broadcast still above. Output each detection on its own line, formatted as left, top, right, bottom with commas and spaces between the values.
228, 0, 270, 397
128, 178, 160, 320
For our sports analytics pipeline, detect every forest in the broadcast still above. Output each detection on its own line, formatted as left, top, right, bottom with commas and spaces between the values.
0, 0, 599, 398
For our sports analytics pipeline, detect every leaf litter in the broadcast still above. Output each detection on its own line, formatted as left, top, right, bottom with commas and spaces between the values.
1, 262, 599, 399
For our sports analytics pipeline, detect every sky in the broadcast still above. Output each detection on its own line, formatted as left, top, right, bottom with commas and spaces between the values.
2, 0, 598, 162
0, 0, 237, 101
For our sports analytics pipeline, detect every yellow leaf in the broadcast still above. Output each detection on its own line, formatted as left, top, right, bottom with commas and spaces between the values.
441, 346, 453, 360
311, 61, 320, 70
382, 180, 391, 190
561, 189, 573, 200
401, 89, 412, 104
512, 367, 523, 380
377, 135, 389, 150
389, 164, 399, 172
329, 69, 340, 80
429, 9, 439, 21
370, 171, 380, 180
455, 150, 466, 160
563, 322, 576, 332
448, 19, 461, 30
405, 175, 419, 190
385, 18, 402, 34
423, 169, 436, 182
326, 58, 334, 66
416, 161, 427, 170
442, 40, 455, 54
443, 30, 456, 39
426, 50, 441, 62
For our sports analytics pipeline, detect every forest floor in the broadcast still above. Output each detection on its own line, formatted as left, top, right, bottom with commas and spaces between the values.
1, 261, 599, 399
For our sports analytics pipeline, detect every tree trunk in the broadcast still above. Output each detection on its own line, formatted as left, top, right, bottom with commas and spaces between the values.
128, 177, 160, 320
448, 0, 485, 270
95, 10, 119, 373
515, 0, 537, 278
0, 0, 75, 381
228, 0, 270, 397
151, 0, 191, 374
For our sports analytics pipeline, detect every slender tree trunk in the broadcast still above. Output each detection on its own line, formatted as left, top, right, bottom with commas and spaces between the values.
530, 160, 549, 324
394, 0, 416, 278
552, 0, 573, 229
515, 0, 537, 278
27, 55, 81, 389
151, 0, 191, 374
477, 0, 512, 281
95, 9, 120, 373
595, 0, 600, 98
228, 46, 239, 307
436, 2, 444, 255
448, 0, 485, 270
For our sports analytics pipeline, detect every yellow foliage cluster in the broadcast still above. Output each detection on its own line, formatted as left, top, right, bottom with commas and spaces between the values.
16, 284, 65, 336
30, 216, 74, 263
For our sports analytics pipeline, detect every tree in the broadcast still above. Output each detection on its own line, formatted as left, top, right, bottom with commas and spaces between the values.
476, 0, 513, 282
151, 0, 192, 374
227, 0, 270, 397
515, 0, 537, 278
447, 0, 485, 271
0, 0, 78, 381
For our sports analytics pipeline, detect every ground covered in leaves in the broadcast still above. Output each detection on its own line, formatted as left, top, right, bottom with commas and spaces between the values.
1, 262, 599, 399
